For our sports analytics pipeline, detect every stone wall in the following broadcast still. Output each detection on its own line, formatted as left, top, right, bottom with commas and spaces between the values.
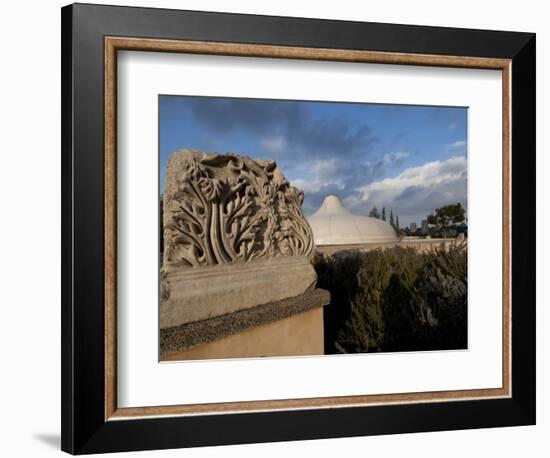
162, 307, 324, 361
314, 237, 463, 255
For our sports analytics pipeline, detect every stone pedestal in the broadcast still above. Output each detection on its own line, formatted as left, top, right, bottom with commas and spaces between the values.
160, 289, 330, 361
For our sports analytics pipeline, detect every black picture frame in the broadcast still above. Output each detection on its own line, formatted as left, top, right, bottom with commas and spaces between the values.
61, 3, 535, 454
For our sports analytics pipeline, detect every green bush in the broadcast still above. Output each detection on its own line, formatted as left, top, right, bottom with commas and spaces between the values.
313, 244, 467, 354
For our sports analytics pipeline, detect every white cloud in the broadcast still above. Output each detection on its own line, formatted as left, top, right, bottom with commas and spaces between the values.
291, 159, 344, 194
259, 135, 287, 155
312, 158, 340, 176
446, 140, 466, 149
289, 151, 413, 216
353, 156, 467, 224
290, 152, 410, 197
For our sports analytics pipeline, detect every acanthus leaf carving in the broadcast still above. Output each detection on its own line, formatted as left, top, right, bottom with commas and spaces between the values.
163, 150, 314, 269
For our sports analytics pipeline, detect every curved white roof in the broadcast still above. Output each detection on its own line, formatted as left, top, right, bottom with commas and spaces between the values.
307, 195, 399, 246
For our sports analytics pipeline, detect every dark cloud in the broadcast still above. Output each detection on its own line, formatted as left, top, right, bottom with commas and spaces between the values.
393, 185, 424, 203
187, 98, 286, 133
298, 152, 410, 215
186, 97, 377, 160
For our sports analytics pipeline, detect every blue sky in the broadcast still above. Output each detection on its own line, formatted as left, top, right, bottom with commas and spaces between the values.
159, 95, 467, 226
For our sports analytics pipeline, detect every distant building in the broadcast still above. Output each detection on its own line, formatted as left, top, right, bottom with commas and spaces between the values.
421, 219, 429, 235
410, 222, 417, 233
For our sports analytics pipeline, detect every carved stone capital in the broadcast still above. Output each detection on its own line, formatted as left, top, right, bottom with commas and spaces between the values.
162, 149, 314, 269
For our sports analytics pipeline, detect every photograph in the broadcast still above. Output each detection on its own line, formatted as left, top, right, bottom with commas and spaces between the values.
159, 95, 469, 361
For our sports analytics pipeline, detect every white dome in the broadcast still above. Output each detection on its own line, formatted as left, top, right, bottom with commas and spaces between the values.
307, 195, 399, 246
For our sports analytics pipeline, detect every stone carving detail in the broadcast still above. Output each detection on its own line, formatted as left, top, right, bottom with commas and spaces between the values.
163, 150, 314, 268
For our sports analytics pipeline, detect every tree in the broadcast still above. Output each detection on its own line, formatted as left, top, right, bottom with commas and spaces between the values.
368, 206, 380, 219
390, 212, 401, 237
426, 203, 465, 237
381, 207, 386, 221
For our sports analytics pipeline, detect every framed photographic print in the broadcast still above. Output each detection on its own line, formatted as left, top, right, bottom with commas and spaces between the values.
61, 3, 536, 454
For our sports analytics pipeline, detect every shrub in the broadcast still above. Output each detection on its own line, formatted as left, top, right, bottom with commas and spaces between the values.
313, 243, 467, 354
